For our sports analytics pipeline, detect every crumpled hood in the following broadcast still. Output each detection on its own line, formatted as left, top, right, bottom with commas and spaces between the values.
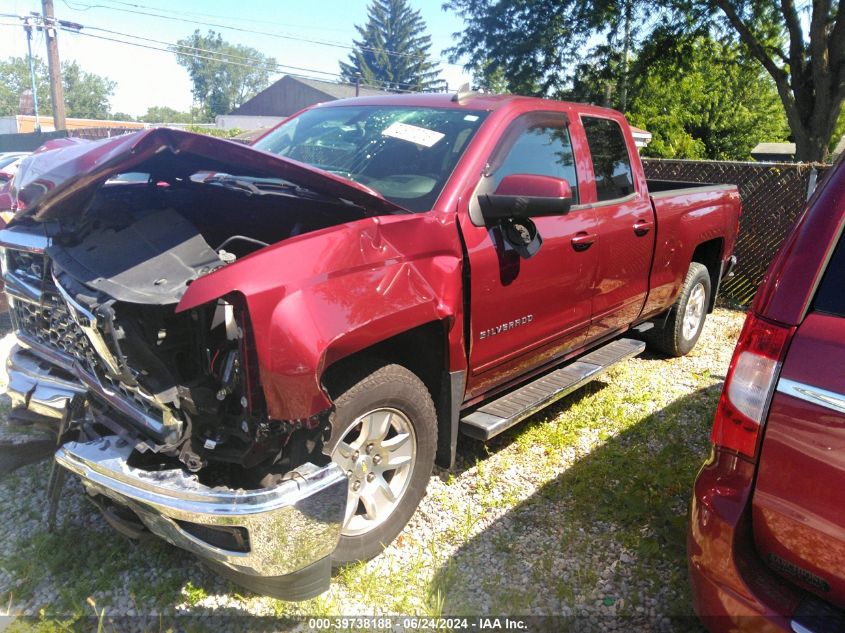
12, 127, 405, 222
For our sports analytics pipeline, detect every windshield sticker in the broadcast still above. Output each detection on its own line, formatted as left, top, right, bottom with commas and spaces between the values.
382, 122, 445, 147
464, 114, 480, 121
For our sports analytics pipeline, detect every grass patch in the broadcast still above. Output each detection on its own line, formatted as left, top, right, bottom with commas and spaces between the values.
430, 349, 727, 619
1, 519, 193, 615
3, 526, 127, 614
181, 582, 207, 608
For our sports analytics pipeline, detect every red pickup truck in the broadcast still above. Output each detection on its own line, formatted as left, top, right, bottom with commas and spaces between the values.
1, 93, 740, 599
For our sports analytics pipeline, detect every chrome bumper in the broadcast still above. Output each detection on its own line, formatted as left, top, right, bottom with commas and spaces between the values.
56, 437, 347, 578
6, 344, 86, 420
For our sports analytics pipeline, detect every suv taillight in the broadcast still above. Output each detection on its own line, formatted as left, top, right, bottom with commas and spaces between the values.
711, 312, 794, 459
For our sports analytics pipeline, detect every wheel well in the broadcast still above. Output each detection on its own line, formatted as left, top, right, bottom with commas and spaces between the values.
321, 321, 453, 465
691, 238, 723, 312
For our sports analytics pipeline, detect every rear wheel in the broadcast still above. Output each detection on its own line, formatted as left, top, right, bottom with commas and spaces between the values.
645, 262, 711, 357
327, 363, 437, 565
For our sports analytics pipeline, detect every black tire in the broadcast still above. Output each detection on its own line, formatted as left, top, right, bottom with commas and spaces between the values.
645, 262, 711, 357
326, 363, 437, 565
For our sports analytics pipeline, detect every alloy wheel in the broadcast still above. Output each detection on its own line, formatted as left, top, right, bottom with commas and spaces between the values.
682, 282, 707, 341
330, 407, 417, 536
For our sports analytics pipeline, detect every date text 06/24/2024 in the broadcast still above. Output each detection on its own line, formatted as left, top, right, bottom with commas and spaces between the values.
307, 617, 529, 630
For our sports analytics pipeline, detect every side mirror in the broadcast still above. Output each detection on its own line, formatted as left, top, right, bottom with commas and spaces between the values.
478, 174, 573, 222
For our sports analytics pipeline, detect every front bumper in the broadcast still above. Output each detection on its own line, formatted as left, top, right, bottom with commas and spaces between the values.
6, 331, 348, 599
6, 344, 86, 422
56, 437, 347, 597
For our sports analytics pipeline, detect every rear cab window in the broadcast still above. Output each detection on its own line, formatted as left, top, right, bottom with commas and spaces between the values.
581, 116, 634, 202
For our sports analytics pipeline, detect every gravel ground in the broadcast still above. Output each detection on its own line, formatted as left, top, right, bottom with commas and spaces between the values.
0, 308, 746, 631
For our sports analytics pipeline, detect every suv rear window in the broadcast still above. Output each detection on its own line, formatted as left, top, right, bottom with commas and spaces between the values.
815, 230, 845, 316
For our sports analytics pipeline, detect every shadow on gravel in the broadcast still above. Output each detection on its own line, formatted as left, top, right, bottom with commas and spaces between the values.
431, 384, 722, 633
0, 440, 55, 475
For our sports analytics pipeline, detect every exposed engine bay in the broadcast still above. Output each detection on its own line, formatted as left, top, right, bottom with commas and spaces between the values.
4, 169, 379, 488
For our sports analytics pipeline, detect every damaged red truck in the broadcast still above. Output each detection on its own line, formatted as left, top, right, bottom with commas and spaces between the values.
1, 93, 740, 599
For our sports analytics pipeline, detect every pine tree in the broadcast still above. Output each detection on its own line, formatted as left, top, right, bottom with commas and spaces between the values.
339, 0, 442, 92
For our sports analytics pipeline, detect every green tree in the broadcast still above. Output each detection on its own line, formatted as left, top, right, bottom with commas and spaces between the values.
110, 112, 135, 121
567, 44, 626, 106
446, 0, 845, 161
139, 106, 194, 124
701, 0, 844, 161
627, 38, 789, 160
339, 0, 442, 91
471, 60, 511, 93
444, 0, 656, 100
0, 56, 52, 117
172, 30, 276, 119
62, 61, 116, 119
0, 56, 115, 119
829, 109, 845, 156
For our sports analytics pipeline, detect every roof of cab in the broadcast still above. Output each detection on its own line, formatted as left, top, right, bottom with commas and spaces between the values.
312, 92, 623, 119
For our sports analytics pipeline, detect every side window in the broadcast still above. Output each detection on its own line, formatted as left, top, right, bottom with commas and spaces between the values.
582, 116, 634, 202
814, 232, 845, 317
488, 114, 579, 204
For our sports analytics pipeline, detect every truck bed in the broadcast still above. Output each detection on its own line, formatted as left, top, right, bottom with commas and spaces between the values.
640, 180, 741, 318
646, 179, 734, 196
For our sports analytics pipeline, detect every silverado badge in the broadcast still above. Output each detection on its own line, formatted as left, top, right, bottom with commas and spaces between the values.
479, 315, 534, 340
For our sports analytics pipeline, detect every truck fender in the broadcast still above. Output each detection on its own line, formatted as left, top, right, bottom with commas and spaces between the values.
177, 214, 466, 422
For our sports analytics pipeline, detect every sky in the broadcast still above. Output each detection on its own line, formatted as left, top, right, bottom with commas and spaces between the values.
0, 0, 473, 117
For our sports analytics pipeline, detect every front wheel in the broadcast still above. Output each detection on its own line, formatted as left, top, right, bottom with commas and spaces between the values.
327, 363, 437, 565
645, 262, 711, 357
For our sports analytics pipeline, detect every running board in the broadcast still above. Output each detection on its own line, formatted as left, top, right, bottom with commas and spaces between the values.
460, 338, 646, 441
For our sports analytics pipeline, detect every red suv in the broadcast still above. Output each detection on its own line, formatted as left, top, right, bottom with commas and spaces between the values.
689, 158, 845, 631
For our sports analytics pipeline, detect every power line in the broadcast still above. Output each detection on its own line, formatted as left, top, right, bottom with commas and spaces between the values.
87, 0, 353, 34
85, 24, 340, 78
57, 25, 420, 93
4, 12, 441, 95
48, 14, 429, 91
59, 0, 461, 67
3, 15, 423, 93
98, 0, 462, 67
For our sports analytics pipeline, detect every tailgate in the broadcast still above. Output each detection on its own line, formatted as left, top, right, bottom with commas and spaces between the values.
752, 234, 845, 607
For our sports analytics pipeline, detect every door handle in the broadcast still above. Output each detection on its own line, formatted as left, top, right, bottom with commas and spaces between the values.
571, 232, 597, 251
633, 219, 654, 236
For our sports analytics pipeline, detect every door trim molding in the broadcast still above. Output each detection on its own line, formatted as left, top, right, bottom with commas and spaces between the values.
777, 378, 845, 414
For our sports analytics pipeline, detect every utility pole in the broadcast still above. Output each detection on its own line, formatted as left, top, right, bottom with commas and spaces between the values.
41, 0, 66, 130
23, 17, 42, 133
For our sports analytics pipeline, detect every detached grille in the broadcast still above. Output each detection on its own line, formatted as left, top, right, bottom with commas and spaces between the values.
5, 244, 177, 438
12, 294, 100, 370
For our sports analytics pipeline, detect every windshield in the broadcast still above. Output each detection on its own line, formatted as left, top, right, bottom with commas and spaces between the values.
0, 155, 25, 171
253, 105, 488, 212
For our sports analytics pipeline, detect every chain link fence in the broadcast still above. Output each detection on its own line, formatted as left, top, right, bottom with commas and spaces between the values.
642, 158, 831, 306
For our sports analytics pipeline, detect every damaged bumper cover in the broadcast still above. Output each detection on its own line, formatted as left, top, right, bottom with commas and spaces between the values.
55, 437, 347, 600
7, 340, 178, 442
7, 345, 85, 422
